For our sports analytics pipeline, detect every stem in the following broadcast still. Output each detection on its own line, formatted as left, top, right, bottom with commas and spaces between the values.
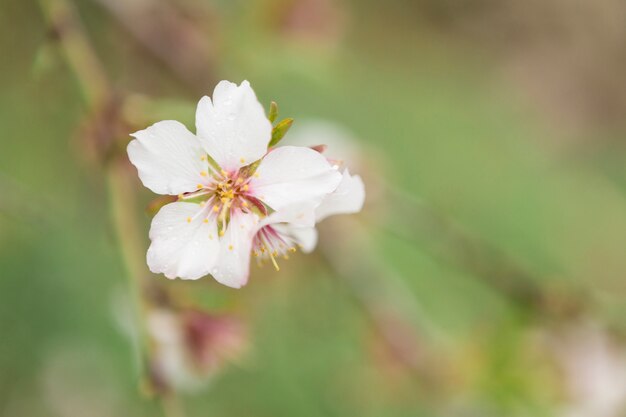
380, 185, 587, 320
37, 1, 187, 415
106, 160, 153, 378
38, 0, 109, 106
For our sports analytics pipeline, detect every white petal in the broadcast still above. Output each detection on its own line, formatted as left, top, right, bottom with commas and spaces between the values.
257, 203, 317, 230
255, 204, 318, 253
211, 211, 258, 288
128, 121, 208, 195
250, 146, 342, 211
288, 226, 318, 253
269, 223, 318, 253
315, 169, 365, 222
147, 202, 219, 280
195, 80, 272, 172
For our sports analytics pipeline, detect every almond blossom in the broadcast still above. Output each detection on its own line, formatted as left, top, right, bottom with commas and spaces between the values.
251, 164, 365, 269
127, 80, 341, 288
249, 121, 366, 270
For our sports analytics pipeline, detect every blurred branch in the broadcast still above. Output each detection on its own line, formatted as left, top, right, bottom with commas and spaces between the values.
38, 0, 109, 105
317, 217, 449, 392
37, 0, 185, 414
380, 186, 587, 321
92, 0, 219, 90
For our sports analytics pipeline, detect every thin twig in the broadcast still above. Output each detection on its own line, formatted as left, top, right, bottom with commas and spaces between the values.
379, 185, 588, 320
316, 217, 448, 390
92, 0, 219, 90
37, 0, 186, 415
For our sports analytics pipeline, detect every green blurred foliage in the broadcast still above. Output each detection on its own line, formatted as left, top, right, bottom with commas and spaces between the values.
2, 0, 626, 416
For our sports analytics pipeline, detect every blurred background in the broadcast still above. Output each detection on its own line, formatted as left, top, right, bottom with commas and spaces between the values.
2, 0, 626, 416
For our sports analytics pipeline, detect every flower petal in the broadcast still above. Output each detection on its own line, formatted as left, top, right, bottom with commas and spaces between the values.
254, 204, 318, 253
315, 169, 365, 222
256, 202, 317, 230
250, 146, 342, 211
195, 80, 272, 172
211, 211, 258, 288
288, 226, 318, 253
147, 202, 219, 280
128, 121, 208, 195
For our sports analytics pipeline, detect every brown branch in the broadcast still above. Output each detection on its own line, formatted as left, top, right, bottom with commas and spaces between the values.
92, 0, 219, 90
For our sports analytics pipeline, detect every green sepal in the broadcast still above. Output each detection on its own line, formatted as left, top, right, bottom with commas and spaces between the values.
181, 194, 211, 205
269, 118, 294, 148
268, 101, 279, 124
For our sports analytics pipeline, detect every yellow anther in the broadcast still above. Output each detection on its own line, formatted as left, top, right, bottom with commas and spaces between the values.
252, 251, 259, 257
241, 201, 248, 208
242, 185, 249, 192
219, 230, 225, 237
272, 251, 278, 257
200, 171, 208, 177
186, 217, 192, 223
200, 155, 206, 161
288, 247, 297, 253
253, 173, 260, 178
236, 178, 243, 185
221, 170, 228, 176
228, 245, 234, 251
197, 184, 204, 189
220, 197, 229, 203
269, 252, 280, 271
240, 157, 245, 163
203, 218, 208, 223
213, 205, 220, 212
177, 193, 184, 199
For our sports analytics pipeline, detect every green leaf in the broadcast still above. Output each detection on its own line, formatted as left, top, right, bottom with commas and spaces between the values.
269, 118, 294, 147
268, 101, 279, 124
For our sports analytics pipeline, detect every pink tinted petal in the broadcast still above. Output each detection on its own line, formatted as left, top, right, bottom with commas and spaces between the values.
147, 202, 219, 280
250, 146, 342, 211
253, 204, 318, 256
128, 121, 207, 195
211, 211, 258, 288
195, 80, 271, 171
315, 169, 365, 222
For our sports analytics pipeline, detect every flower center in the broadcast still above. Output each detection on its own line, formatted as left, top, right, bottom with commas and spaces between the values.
177, 163, 266, 238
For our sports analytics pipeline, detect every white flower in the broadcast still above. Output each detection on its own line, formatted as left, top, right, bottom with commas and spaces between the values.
245, 121, 367, 269
251, 165, 365, 268
128, 80, 342, 288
